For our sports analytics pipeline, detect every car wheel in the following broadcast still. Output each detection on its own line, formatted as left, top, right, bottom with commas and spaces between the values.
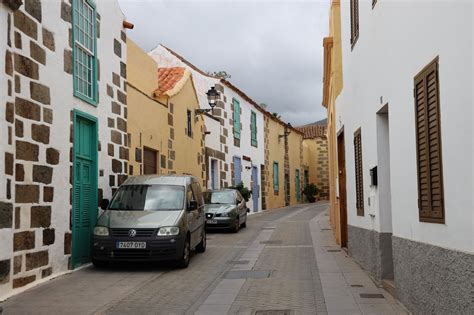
241, 215, 247, 228
233, 217, 240, 233
177, 237, 191, 268
196, 229, 206, 253
92, 259, 108, 268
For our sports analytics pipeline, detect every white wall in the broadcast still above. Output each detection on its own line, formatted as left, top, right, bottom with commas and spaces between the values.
222, 86, 265, 212
149, 46, 266, 212
337, 0, 473, 252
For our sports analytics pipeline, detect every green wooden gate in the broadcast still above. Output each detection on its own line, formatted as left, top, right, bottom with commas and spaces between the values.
296, 170, 301, 202
72, 110, 98, 268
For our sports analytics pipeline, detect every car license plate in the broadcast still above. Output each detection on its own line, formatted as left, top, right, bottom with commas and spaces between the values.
206, 219, 217, 224
116, 241, 146, 249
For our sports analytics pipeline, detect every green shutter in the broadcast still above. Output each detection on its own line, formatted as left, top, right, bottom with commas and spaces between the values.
273, 162, 279, 192
72, 0, 98, 105
72, 110, 98, 268
233, 99, 241, 139
251, 111, 257, 147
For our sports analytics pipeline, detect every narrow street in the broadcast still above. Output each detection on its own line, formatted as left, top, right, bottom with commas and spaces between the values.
1, 203, 406, 315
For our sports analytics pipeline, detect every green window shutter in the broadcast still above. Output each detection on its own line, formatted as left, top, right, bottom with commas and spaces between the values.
72, 0, 98, 105
273, 162, 279, 192
233, 99, 241, 139
251, 111, 257, 147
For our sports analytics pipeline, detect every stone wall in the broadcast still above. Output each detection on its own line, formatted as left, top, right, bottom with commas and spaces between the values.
0, 0, 127, 298
315, 137, 329, 200
392, 236, 473, 314
347, 224, 393, 282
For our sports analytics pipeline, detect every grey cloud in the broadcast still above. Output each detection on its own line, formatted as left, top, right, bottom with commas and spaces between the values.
119, 0, 329, 125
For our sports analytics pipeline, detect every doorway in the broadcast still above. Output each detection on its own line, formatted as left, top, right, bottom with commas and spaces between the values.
252, 166, 259, 212
284, 173, 290, 206
337, 129, 348, 248
376, 104, 394, 282
210, 159, 219, 190
72, 111, 98, 268
143, 147, 158, 175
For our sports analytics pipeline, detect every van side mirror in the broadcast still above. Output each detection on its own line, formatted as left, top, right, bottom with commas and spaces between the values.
188, 200, 198, 211
100, 199, 110, 210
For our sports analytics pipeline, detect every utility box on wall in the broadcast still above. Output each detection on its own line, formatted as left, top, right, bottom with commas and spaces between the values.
370, 166, 378, 186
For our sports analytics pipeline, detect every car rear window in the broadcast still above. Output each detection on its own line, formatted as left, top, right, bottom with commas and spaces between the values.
108, 185, 184, 211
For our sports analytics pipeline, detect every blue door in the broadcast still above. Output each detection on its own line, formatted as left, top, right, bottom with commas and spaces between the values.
252, 166, 259, 212
233, 157, 242, 185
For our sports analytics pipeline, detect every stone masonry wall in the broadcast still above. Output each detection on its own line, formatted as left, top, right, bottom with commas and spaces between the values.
0, 0, 128, 298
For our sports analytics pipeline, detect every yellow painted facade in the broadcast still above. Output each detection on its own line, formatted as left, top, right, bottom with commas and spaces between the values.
264, 116, 304, 210
127, 39, 205, 184
322, 0, 343, 244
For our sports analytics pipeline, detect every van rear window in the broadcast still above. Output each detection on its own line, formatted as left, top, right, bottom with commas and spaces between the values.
108, 185, 184, 211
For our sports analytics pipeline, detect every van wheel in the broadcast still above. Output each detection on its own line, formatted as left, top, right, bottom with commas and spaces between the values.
177, 237, 191, 269
196, 230, 206, 253
92, 259, 108, 268
233, 217, 240, 233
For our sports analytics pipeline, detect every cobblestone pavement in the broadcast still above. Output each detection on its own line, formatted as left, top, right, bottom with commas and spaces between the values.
1, 202, 406, 315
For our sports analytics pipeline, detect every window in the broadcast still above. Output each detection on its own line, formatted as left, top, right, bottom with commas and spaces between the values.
354, 128, 364, 216
72, 0, 97, 104
414, 57, 444, 223
187, 110, 192, 137
350, 0, 359, 48
233, 99, 241, 139
251, 111, 258, 147
273, 162, 279, 192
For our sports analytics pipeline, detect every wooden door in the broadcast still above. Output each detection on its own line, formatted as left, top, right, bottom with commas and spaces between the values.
337, 130, 348, 247
143, 147, 157, 175
72, 112, 98, 268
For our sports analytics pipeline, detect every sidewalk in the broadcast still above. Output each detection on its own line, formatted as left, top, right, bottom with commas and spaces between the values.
310, 210, 408, 315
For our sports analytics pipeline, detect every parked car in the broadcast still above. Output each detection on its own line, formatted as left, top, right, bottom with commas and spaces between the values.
92, 175, 206, 268
203, 189, 248, 232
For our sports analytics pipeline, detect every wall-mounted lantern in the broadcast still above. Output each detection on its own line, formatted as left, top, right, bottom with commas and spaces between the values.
195, 87, 220, 115
279, 123, 292, 140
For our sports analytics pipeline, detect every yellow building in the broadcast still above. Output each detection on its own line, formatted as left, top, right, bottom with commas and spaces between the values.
127, 39, 205, 184
298, 124, 329, 200
263, 115, 305, 210
322, 0, 344, 245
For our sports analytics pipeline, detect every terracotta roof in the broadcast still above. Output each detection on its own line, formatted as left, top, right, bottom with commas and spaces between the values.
154, 67, 188, 96
160, 45, 303, 135
296, 124, 327, 139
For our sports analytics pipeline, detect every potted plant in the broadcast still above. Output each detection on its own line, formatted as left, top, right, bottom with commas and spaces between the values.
303, 183, 318, 203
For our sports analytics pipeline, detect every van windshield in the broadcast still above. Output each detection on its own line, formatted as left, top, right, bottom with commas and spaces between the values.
108, 185, 184, 211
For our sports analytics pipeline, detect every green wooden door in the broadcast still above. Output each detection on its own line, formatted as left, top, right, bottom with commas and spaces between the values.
72, 112, 98, 268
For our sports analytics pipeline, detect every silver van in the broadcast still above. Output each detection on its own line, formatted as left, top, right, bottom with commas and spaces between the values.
91, 175, 206, 268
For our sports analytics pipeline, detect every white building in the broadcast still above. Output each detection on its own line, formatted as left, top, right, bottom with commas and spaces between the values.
0, 0, 128, 299
335, 0, 472, 313
150, 46, 266, 212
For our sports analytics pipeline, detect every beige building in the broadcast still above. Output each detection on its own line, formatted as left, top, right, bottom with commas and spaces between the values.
298, 123, 329, 200
263, 116, 305, 210
322, 0, 344, 245
127, 39, 205, 184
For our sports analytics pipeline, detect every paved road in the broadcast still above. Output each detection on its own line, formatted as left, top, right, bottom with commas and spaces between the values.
1, 203, 328, 314
2, 203, 408, 315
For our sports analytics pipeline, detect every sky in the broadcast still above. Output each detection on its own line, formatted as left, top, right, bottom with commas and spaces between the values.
118, 0, 329, 126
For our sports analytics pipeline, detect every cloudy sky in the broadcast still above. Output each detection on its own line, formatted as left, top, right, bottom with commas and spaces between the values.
119, 0, 329, 126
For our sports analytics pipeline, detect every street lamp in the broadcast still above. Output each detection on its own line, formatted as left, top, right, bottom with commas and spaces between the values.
279, 123, 292, 139
196, 87, 220, 115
